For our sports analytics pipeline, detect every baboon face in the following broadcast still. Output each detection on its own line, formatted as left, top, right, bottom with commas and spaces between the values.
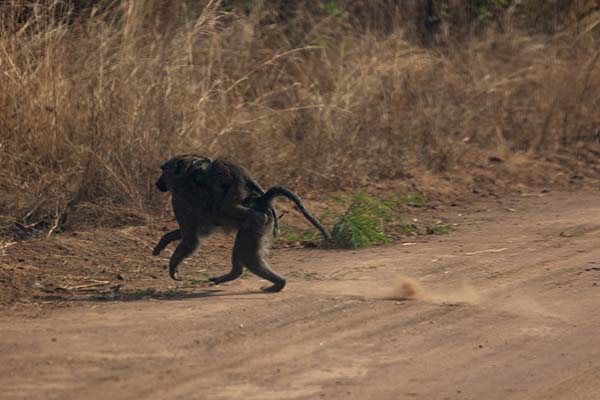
155, 174, 168, 192
156, 155, 211, 193
155, 161, 178, 193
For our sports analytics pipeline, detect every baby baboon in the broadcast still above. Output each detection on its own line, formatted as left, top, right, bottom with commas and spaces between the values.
153, 155, 330, 292
210, 158, 282, 237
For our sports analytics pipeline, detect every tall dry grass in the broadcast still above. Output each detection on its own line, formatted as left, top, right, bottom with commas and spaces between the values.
0, 1, 599, 233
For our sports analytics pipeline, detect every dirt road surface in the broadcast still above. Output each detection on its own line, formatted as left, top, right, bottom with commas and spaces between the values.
2, 191, 600, 399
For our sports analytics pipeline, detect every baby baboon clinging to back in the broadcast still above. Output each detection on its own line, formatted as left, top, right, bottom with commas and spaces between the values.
153, 154, 330, 292
154, 154, 276, 233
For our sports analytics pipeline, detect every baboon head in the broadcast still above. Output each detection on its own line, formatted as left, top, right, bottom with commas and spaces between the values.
156, 154, 211, 193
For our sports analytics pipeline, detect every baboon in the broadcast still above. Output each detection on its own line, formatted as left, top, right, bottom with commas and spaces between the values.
153, 155, 330, 292
154, 154, 276, 233
153, 154, 272, 279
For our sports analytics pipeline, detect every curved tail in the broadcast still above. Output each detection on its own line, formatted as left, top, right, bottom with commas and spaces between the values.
258, 186, 331, 240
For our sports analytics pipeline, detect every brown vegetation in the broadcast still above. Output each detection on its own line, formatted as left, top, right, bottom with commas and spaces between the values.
0, 1, 599, 234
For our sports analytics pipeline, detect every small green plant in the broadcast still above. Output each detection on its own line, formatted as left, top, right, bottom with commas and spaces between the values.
320, 1, 342, 19
426, 221, 450, 235
131, 288, 156, 299
328, 192, 394, 249
161, 287, 186, 299
396, 195, 427, 207
474, 0, 509, 20
398, 223, 420, 236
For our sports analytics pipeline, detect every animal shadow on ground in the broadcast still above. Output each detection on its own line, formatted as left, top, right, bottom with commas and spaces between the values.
34, 287, 265, 304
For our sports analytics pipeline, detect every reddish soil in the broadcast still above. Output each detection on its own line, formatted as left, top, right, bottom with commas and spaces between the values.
2, 190, 600, 399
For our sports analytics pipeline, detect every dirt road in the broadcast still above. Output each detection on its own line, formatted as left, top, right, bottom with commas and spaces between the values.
2, 191, 600, 399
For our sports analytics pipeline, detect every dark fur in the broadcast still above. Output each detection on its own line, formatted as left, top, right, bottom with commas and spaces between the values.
153, 155, 330, 292
155, 154, 278, 233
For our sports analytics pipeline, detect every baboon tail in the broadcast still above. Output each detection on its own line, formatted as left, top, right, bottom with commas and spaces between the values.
260, 186, 331, 240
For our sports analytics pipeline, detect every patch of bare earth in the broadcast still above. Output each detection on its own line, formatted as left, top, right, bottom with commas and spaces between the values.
2, 190, 600, 399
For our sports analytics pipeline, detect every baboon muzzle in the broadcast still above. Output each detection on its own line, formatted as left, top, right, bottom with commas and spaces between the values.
155, 176, 168, 192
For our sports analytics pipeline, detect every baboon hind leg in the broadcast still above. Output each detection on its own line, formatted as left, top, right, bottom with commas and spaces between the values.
247, 258, 286, 293
223, 231, 285, 292
209, 255, 244, 285
245, 256, 286, 293
169, 234, 200, 281
152, 229, 181, 256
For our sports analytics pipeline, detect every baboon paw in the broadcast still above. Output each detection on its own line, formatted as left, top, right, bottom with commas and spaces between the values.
261, 282, 286, 293
152, 247, 162, 256
169, 272, 183, 281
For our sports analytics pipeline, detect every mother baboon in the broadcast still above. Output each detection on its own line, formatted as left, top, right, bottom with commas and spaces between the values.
153, 154, 330, 292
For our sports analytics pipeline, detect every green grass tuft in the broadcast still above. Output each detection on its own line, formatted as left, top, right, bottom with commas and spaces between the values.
398, 223, 421, 236
396, 195, 427, 207
426, 221, 450, 235
131, 288, 156, 299
327, 192, 394, 249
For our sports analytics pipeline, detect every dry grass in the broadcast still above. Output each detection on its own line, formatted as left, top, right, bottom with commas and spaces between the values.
1, 1, 599, 234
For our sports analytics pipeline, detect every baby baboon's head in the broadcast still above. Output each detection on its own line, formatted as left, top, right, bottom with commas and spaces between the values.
156, 154, 211, 192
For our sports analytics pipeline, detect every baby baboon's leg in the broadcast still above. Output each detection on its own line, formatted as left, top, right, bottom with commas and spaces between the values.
168, 233, 200, 281
212, 173, 268, 229
209, 254, 244, 285
220, 185, 252, 219
152, 229, 181, 256
212, 197, 260, 230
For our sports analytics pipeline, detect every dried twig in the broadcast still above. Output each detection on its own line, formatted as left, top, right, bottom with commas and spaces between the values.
465, 248, 507, 256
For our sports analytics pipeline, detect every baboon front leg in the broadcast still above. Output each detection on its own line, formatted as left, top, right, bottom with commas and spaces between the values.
152, 229, 182, 256
209, 255, 243, 285
169, 235, 200, 281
